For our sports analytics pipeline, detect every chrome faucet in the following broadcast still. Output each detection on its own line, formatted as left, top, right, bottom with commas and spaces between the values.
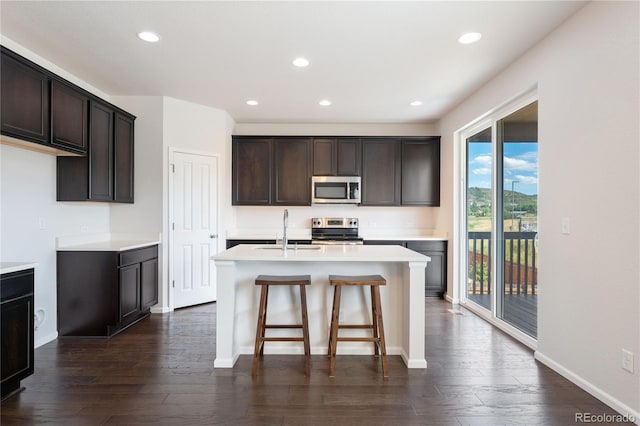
282, 209, 288, 251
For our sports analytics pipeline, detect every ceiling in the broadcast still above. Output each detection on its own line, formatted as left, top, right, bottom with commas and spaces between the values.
0, 1, 586, 124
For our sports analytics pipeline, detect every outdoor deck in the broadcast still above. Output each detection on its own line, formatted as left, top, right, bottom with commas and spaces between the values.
468, 231, 538, 338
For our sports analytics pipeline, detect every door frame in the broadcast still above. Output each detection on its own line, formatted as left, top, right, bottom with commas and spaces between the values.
167, 147, 221, 311
454, 87, 538, 350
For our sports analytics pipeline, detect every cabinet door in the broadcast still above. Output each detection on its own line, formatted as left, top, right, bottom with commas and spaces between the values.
114, 113, 135, 203
1, 296, 34, 392
401, 139, 440, 206
337, 139, 360, 176
0, 51, 50, 144
89, 101, 114, 201
273, 138, 312, 205
119, 264, 141, 323
406, 241, 448, 298
232, 138, 272, 205
312, 138, 336, 176
141, 258, 158, 309
361, 139, 400, 205
51, 80, 88, 153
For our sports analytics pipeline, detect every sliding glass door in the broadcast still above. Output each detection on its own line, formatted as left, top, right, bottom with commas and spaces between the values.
497, 102, 538, 338
463, 99, 538, 339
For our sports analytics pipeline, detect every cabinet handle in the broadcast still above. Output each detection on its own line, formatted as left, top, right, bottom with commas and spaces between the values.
210, 234, 218, 239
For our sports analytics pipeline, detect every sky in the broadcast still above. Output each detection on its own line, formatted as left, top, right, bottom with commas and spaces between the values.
467, 142, 538, 196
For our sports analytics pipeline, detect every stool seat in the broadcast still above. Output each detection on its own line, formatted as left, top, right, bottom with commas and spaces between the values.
328, 274, 388, 378
329, 274, 386, 286
256, 275, 312, 285
252, 275, 311, 376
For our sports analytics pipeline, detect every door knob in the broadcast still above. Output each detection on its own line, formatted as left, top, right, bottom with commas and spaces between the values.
210, 234, 218, 239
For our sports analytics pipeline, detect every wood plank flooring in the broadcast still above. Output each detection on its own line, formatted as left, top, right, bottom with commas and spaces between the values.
466, 294, 538, 337
1, 300, 631, 425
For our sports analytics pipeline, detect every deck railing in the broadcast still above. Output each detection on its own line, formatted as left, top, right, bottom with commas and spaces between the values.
468, 231, 538, 295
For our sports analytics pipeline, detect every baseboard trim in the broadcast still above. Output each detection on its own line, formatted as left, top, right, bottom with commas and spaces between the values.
535, 351, 640, 424
150, 306, 171, 314
35, 331, 58, 349
444, 294, 459, 304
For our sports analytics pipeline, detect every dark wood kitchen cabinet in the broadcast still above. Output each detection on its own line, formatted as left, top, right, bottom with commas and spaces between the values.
232, 136, 311, 205
232, 137, 273, 205
401, 138, 440, 206
273, 138, 311, 205
57, 245, 158, 337
1, 50, 50, 146
1, 47, 88, 155
1, 268, 34, 400
361, 138, 401, 205
56, 102, 135, 203
51, 80, 88, 153
312, 138, 360, 176
406, 240, 447, 298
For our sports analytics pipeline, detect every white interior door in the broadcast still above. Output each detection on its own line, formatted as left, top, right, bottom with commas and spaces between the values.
172, 151, 218, 309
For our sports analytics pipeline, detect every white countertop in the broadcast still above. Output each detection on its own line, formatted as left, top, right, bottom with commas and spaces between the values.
56, 233, 161, 252
1, 262, 37, 274
212, 244, 430, 263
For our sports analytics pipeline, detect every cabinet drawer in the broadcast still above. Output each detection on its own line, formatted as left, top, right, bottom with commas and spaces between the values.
119, 245, 158, 267
1, 270, 34, 302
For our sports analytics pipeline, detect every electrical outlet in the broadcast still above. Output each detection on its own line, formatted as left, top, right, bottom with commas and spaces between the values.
622, 349, 634, 373
38, 217, 46, 230
80, 225, 89, 233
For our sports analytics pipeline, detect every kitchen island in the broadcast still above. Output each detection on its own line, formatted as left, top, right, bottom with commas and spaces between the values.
211, 244, 429, 369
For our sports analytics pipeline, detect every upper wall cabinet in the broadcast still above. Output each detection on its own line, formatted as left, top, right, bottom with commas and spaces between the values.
1, 50, 50, 146
361, 138, 401, 206
51, 80, 88, 153
401, 138, 440, 206
232, 136, 311, 206
273, 138, 312, 205
312, 138, 360, 176
232, 137, 273, 205
57, 102, 135, 203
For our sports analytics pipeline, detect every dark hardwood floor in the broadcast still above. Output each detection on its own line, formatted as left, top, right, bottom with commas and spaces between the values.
467, 294, 538, 337
1, 300, 630, 425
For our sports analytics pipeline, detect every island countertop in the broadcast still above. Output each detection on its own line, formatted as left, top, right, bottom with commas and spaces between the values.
212, 244, 430, 263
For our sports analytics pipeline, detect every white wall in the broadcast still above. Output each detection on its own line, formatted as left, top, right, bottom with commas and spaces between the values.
439, 1, 639, 416
0, 36, 116, 347
0, 145, 111, 347
162, 97, 235, 308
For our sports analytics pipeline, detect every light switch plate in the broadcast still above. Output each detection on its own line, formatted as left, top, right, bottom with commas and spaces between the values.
561, 217, 570, 235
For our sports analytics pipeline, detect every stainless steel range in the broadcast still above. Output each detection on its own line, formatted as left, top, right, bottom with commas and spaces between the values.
311, 218, 363, 245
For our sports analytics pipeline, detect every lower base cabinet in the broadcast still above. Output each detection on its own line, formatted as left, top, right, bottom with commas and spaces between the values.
406, 241, 448, 298
365, 240, 448, 298
57, 245, 158, 337
1, 269, 34, 399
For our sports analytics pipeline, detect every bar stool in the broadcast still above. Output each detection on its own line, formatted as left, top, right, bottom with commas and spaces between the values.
327, 274, 388, 377
252, 275, 311, 376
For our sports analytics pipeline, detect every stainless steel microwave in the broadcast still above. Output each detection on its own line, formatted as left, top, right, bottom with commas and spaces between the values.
311, 176, 361, 204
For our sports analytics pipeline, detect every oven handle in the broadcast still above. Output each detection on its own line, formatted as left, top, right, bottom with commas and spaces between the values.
311, 240, 364, 245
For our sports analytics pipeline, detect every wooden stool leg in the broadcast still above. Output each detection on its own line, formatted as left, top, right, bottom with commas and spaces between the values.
327, 283, 338, 356
252, 285, 268, 376
259, 285, 269, 356
329, 286, 342, 377
299, 285, 311, 376
370, 285, 379, 357
373, 285, 388, 378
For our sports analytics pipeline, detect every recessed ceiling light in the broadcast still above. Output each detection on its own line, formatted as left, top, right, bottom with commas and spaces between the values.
458, 32, 482, 45
137, 31, 160, 43
410, 101, 423, 107
319, 100, 332, 106
246, 100, 259, 106
293, 57, 310, 67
